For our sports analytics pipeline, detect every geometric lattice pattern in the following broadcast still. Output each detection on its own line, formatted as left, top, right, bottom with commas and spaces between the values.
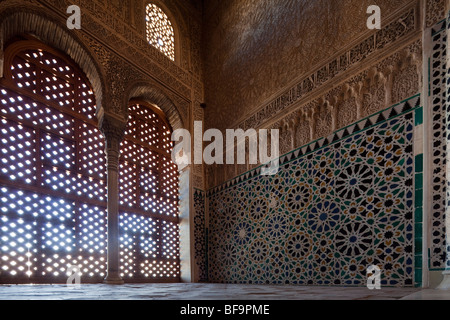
194, 189, 207, 282
207, 97, 418, 287
1, 42, 180, 284
446, 13, 450, 271
0, 42, 106, 283
119, 103, 180, 282
146, 4, 175, 61
429, 19, 448, 270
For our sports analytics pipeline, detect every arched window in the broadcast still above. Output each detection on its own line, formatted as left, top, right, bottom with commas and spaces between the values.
119, 101, 180, 281
0, 38, 181, 284
146, 3, 176, 61
0, 38, 107, 283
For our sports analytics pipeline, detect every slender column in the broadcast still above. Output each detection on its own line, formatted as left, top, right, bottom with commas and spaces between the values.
100, 113, 126, 285
439, 10, 450, 290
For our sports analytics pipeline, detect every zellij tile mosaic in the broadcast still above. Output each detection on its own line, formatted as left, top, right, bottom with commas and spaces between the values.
207, 97, 418, 287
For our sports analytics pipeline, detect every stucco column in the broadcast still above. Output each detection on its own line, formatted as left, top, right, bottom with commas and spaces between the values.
100, 113, 126, 285
439, 9, 450, 290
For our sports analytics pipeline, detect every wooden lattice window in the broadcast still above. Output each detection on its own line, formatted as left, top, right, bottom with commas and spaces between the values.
0, 39, 181, 284
146, 3, 175, 61
0, 38, 107, 283
119, 101, 180, 281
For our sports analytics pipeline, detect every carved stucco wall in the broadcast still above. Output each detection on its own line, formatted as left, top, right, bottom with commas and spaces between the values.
201, 0, 447, 287
196, 0, 449, 287
203, 0, 446, 144
204, 0, 423, 131
201, 0, 446, 189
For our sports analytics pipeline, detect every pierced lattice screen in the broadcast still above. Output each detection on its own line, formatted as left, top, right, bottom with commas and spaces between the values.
0, 42, 180, 283
0, 45, 106, 283
119, 103, 180, 281
146, 3, 175, 61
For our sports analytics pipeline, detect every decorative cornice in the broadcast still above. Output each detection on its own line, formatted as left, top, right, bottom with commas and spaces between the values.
207, 37, 423, 189
207, 94, 421, 197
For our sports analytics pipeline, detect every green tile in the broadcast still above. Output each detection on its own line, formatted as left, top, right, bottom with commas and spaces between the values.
428, 248, 432, 269
415, 238, 423, 253
415, 154, 423, 173
415, 189, 423, 207
415, 269, 422, 286
415, 207, 423, 223
415, 173, 423, 190
415, 225, 423, 242
415, 247, 423, 255
415, 107, 423, 126
415, 255, 423, 268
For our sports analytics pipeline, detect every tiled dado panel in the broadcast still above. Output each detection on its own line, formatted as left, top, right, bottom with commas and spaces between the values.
207, 95, 422, 287
429, 19, 448, 271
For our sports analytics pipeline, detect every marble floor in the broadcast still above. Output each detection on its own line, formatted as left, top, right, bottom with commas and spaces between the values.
0, 283, 449, 300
